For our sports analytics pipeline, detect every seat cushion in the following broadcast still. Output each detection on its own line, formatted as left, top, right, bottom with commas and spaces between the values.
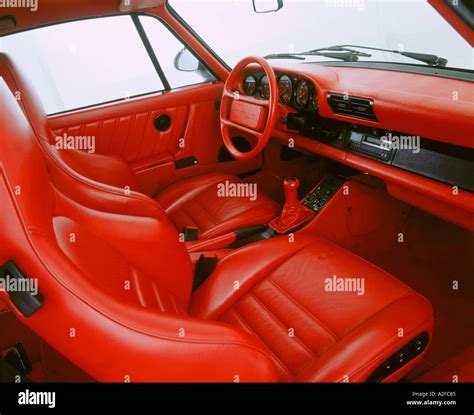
191, 234, 433, 382
155, 173, 281, 239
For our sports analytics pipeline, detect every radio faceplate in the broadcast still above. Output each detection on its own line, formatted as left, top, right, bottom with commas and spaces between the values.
348, 131, 394, 162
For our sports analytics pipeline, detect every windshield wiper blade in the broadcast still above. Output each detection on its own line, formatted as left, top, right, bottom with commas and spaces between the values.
319, 45, 448, 67
264, 53, 306, 60
301, 46, 372, 58
264, 51, 364, 62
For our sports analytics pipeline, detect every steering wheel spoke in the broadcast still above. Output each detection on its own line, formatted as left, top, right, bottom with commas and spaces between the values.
221, 119, 264, 140
224, 89, 269, 107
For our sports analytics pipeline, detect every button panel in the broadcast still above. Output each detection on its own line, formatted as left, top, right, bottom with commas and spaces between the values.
366, 332, 430, 382
302, 176, 345, 213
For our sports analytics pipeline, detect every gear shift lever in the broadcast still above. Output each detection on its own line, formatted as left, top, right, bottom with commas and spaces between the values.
283, 177, 300, 207
270, 177, 314, 233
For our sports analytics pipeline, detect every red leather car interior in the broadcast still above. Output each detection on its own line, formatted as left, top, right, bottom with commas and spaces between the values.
156, 172, 280, 239
269, 177, 314, 234
0, 52, 280, 239
0, 78, 434, 381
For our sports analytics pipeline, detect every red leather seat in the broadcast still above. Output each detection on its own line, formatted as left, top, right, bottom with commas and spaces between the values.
0, 53, 280, 239
0, 78, 433, 382
156, 172, 280, 239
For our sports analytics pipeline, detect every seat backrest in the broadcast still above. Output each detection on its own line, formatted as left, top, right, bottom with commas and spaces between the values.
0, 76, 193, 310
0, 52, 165, 219
0, 78, 275, 381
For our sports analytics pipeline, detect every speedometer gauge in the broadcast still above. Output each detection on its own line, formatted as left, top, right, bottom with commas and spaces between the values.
278, 75, 293, 104
295, 79, 309, 108
259, 75, 270, 99
243, 75, 257, 96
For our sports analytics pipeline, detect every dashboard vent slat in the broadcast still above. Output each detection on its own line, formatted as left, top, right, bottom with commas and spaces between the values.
327, 93, 377, 121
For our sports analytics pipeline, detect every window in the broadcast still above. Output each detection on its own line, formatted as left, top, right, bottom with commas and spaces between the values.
139, 15, 215, 89
0, 14, 215, 114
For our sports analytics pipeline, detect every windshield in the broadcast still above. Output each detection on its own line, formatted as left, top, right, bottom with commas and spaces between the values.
169, 0, 473, 70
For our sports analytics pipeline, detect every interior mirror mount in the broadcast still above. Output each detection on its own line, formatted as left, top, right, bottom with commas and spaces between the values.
174, 47, 200, 72
252, 0, 284, 13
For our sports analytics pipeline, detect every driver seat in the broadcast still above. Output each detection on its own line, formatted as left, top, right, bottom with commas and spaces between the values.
0, 53, 280, 239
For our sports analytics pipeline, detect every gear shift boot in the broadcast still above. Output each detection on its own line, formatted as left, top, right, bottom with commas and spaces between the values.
269, 177, 314, 234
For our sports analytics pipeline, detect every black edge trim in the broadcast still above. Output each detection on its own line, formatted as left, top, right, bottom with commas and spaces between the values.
444, 0, 474, 30
138, 12, 220, 82
166, 3, 231, 73
131, 13, 171, 91
313, 61, 474, 82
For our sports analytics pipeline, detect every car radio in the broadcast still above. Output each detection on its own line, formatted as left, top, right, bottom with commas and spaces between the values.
348, 131, 394, 162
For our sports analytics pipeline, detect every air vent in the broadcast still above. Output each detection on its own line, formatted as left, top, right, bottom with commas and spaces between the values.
327, 93, 377, 121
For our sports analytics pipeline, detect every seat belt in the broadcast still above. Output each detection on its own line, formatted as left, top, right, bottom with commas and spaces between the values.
193, 254, 218, 291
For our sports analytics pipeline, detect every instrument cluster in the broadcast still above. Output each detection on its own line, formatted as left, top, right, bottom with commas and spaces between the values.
242, 73, 319, 112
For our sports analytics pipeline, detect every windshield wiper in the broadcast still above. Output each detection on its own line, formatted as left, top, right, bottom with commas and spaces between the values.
309, 45, 448, 67
264, 49, 371, 62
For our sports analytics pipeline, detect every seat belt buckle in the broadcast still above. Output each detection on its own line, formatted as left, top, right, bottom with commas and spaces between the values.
1, 342, 32, 375
183, 227, 199, 242
193, 254, 218, 291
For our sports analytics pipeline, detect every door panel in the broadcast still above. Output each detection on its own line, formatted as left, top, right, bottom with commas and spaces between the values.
53, 105, 188, 163
48, 82, 263, 196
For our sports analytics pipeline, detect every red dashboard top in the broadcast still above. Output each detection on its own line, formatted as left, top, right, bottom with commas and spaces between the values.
244, 62, 474, 149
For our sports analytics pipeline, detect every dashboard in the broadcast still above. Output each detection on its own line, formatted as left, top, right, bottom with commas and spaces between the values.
240, 69, 473, 193
236, 63, 474, 231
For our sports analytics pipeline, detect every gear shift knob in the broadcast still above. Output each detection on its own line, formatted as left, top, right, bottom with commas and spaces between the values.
283, 177, 300, 207
269, 176, 313, 233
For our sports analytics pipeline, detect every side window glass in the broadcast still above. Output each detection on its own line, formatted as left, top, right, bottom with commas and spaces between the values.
139, 15, 215, 89
0, 16, 164, 114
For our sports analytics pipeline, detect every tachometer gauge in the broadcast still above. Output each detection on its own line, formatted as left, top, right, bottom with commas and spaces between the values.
278, 75, 293, 104
243, 75, 257, 96
295, 79, 309, 108
259, 75, 270, 99
311, 88, 319, 111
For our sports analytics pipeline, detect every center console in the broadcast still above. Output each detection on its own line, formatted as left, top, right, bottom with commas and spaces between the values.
302, 175, 346, 212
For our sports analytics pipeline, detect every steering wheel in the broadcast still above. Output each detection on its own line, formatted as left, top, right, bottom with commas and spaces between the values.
220, 56, 279, 160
